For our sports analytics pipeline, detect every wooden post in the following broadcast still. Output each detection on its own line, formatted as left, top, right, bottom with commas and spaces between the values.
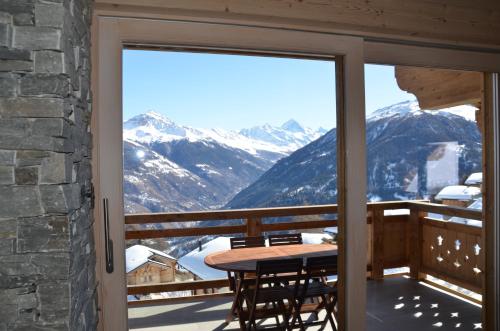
246, 217, 262, 237
481, 72, 499, 331
409, 208, 425, 280
371, 209, 385, 280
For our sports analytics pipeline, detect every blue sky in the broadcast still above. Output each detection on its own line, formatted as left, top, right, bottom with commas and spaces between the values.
123, 50, 413, 130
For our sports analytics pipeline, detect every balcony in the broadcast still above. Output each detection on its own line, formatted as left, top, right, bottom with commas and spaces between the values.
124, 201, 483, 330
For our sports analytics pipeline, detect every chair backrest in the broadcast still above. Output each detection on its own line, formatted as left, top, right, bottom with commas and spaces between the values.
268, 233, 303, 246
230, 236, 266, 249
255, 258, 303, 287
304, 255, 338, 278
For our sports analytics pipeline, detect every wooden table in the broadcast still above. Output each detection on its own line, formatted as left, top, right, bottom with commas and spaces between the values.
205, 244, 338, 273
204, 243, 337, 326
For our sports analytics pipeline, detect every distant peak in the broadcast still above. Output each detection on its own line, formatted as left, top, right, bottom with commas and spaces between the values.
281, 119, 304, 132
317, 127, 328, 134
367, 99, 419, 121
144, 110, 172, 122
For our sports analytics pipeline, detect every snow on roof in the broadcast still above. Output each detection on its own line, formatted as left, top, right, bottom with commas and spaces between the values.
435, 185, 481, 201
465, 172, 482, 185
178, 237, 230, 280
178, 234, 334, 280
126, 245, 176, 273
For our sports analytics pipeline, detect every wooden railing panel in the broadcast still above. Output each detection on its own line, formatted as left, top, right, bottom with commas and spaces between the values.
383, 215, 409, 268
421, 218, 483, 292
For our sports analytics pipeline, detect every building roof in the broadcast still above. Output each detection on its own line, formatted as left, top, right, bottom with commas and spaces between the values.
178, 237, 230, 280
465, 172, 482, 185
126, 245, 176, 273
434, 185, 481, 201
178, 233, 333, 280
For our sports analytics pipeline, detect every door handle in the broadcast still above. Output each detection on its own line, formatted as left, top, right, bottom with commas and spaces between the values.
103, 198, 114, 273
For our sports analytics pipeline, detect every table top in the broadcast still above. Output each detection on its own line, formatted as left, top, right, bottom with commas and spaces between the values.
204, 244, 337, 273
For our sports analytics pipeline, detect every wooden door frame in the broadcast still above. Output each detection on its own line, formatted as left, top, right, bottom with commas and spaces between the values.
91, 16, 366, 331
365, 41, 500, 331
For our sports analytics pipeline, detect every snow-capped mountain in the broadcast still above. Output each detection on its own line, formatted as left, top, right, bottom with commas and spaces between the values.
124, 111, 325, 159
367, 100, 477, 122
226, 100, 481, 209
239, 119, 325, 152
123, 112, 325, 213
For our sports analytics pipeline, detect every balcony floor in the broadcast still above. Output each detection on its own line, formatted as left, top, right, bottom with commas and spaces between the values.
128, 276, 481, 331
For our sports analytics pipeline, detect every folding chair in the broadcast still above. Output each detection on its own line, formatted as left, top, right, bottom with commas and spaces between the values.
240, 258, 303, 331
292, 255, 338, 331
227, 236, 266, 323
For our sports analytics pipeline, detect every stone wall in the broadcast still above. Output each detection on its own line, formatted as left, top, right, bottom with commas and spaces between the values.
0, 0, 97, 330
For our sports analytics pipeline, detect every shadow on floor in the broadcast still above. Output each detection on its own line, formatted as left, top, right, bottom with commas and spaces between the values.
128, 277, 482, 331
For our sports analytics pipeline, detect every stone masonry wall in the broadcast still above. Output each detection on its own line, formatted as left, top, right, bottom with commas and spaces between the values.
0, 0, 97, 330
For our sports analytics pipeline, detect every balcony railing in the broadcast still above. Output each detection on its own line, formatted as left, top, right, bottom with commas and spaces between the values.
125, 200, 483, 306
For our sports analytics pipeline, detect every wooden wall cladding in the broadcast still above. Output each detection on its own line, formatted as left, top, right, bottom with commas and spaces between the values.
94, 0, 500, 48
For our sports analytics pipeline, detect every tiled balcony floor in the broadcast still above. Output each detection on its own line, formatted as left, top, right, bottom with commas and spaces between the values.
128, 276, 481, 331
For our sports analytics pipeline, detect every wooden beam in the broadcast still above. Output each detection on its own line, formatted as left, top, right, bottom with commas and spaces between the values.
482, 72, 499, 331
409, 208, 425, 280
371, 208, 385, 280
127, 292, 234, 307
395, 66, 482, 110
125, 204, 338, 224
125, 225, 246, 239
127, 278, 229, 295
408, 201, 482, 220
246, 217, 262, 237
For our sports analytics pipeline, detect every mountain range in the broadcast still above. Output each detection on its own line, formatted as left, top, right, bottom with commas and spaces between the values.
226, 100, 482, 208
124, 101, 482, 257
123, 112, 326, 213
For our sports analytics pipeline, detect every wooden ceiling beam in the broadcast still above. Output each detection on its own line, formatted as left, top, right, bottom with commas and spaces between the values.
395, 66, 483, 110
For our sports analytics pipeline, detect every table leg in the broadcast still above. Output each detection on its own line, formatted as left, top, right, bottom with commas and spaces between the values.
226, 271, 244, 323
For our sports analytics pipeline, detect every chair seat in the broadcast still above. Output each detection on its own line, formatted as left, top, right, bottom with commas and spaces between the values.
243, 286, 295, 304
297, 282, 337, 298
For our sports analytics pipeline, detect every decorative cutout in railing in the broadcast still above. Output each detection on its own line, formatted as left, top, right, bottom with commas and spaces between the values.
421, 218, 483, 292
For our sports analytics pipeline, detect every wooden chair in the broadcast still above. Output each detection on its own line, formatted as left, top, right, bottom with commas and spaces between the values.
268, 233, 303, 246
227, 236, 266, 323
230, 236, 266, 249
229, 236, 266, 290
291, 255, 338, 331
240, 258, 303, 331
